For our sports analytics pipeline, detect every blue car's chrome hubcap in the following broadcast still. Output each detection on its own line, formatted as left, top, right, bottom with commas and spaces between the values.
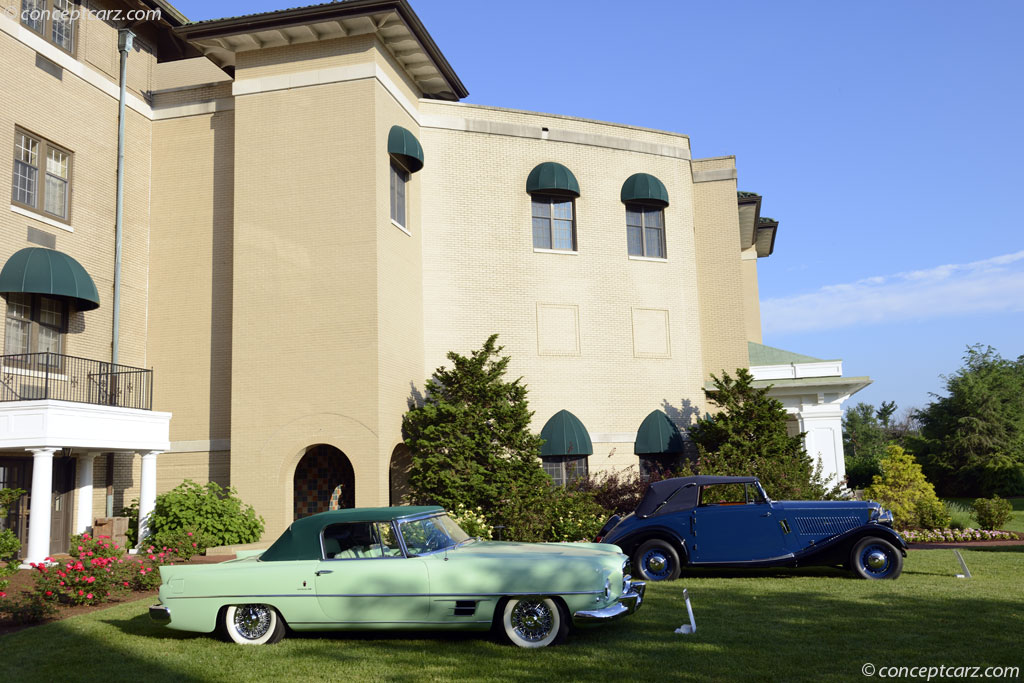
861, 546, 890, 575
642, 550, 671, 580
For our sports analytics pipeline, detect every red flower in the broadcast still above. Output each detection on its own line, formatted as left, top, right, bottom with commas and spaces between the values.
45, 591, 52, 596
78, 590, 84, 596
0, 591, 6, 598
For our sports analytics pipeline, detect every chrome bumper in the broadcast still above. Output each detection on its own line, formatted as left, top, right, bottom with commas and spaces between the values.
573, 578, 646, 624
149, 604, 170, 623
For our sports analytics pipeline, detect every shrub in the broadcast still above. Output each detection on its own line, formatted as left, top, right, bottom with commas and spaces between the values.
0, 593, 54, 624
543, 488, 606, 542
972, 495, 1013, 530
492, 483, 605, 542
901, 528, 1017, 543
569, 467, 671, 516
944, 501, 975, 530
145, 480, 264, 547
150, 528, 216, 561
864, 445, 950, 529
448, 504, 493, 540
0, 488, 26, 596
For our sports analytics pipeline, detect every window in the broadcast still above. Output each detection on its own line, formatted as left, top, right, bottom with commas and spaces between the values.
20, 0, 75, 53
390, 160, 408, 228
12, 129, 72, 222
322, 522, 403, 559
626, 204, 665, 258
3, 293, 66, 359
532, 195, 576, 251
638, 454, 680, 481
542, 454, 588, 487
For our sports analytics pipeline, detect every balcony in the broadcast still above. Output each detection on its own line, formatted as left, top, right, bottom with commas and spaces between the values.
1, 352, 152, 410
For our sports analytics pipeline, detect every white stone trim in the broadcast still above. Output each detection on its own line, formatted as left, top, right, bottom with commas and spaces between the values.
391, 219, 412, 236
628, 255, 668, 263
692, 168, 737, 183
0, 13, 153, 118
750, 360, 843, 381
75, 452, 96, 534
10, 205, 74, 233
137, 450, 159, 546
589, 433, 636, 443
533, 248, 579, 255
151, 98, 235, 121
168, 439, 230, 453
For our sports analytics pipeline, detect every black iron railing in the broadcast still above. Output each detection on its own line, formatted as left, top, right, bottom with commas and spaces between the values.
0, 352, 152, 410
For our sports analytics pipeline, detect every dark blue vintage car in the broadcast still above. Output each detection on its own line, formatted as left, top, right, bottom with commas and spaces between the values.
596, 475, 907, 581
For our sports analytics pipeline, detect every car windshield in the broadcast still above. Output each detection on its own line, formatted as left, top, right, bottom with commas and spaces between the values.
398, 514, 471, 555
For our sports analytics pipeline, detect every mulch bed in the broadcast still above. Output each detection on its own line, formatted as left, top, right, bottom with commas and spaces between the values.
0, 553, 234, 638
909, 538, 1024, 550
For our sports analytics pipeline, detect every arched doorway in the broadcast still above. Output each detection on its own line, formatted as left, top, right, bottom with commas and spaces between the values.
293, 444, 354, 520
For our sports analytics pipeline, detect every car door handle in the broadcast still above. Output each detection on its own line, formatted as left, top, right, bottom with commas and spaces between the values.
761, 512, 772, 517
315, 570, 333, 576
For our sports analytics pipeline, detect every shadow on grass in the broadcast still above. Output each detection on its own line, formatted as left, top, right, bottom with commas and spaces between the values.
967, 545, 1024, 554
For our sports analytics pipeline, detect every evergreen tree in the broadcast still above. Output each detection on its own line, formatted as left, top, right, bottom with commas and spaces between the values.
689, 369, 839, 499
863, 445, 949, 529
910, 345, 1024, 496
402, 335, 551, 517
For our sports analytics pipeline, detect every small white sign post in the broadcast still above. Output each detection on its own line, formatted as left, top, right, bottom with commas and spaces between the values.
675, 588, 697, 634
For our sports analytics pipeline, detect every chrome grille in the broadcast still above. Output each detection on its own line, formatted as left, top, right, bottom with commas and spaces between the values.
795, 516, 860, 536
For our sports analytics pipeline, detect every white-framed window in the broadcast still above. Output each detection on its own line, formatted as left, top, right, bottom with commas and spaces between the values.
542, 454, 588, 487
12, 129, 72, 222
626, 204, 665, 258
3, 293, 67, 358
532, 195, 576, 251
390, 160, 408, 228
20, 0, 75, 53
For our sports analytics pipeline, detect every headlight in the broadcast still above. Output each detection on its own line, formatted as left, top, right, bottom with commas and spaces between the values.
869, 507, 879, 521
877, 509, 894, 525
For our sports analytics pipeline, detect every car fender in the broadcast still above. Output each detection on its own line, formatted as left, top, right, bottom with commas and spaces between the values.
607, 525, 689, 564
793, 523, 907, 567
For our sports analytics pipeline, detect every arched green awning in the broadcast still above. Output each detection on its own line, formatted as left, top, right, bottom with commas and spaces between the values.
634, 410, 684, 454
621, 173, 669, 207
0, 247, 99, 311
387, 125, 424, 173
540, 409, 594, 457
526, 162, 580, 197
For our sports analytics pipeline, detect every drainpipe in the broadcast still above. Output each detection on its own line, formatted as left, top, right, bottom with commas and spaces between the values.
112, 28, 134, 368
109, 28, 133, 519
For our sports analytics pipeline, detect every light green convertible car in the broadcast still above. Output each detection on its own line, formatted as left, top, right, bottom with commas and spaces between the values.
150, 506, 645, 648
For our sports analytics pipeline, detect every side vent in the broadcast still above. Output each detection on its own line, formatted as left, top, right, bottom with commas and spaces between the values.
454, 600, 477, 616
795, 516, 859, 536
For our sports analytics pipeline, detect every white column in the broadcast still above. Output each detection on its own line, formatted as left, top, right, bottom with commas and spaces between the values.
25, 447, 57, 564
75, 452, 98, 535
137, 450, 160, 546
797, 407, 846, 486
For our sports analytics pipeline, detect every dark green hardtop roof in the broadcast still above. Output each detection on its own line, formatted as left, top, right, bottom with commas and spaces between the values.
0, 247, 100, 311
260, 506, 443, 562
620, 172, 669, 207
540, 409, 593, 456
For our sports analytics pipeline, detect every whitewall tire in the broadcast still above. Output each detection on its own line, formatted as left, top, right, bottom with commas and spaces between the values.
223, 604, 286, 645
501, 597, 568, 648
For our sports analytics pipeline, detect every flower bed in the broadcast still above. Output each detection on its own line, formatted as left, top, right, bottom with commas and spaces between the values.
901, 528, 1019, 543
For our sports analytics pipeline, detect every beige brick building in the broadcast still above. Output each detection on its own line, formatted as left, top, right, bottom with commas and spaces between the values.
0, 0, 862, 559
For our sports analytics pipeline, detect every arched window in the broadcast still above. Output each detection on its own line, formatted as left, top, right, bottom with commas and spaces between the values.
387, 125, 424, 231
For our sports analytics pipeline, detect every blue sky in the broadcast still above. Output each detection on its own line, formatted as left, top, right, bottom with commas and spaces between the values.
172, 0, 1024, 417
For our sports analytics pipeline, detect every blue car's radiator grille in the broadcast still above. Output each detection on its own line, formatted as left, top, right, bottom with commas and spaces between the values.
795, 516, 860, 536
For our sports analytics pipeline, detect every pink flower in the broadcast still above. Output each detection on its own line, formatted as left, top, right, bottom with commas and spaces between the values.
148, 555, 155, 560
78, 590, 84, 596
186, 532, 193, 537
192, 543, 197, 548
123, 582, 129, 587
86, 577, 95, 583
0, 591, 6, 598
86, 593, 93, 599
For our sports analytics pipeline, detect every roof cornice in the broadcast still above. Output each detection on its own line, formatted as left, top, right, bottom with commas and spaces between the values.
174, 0, 467, 99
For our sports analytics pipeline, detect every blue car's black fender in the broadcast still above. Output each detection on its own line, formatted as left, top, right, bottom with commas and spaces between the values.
791, 522, 908, 568
602, 522, 690, 565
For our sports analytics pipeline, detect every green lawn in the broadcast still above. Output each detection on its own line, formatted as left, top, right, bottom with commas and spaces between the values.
3, 549, 1022, 682
946, 497, 1024, 533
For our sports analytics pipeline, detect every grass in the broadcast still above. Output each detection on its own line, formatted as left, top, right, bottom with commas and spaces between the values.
3, 549, 1022, 682
945, 497, 1024, 533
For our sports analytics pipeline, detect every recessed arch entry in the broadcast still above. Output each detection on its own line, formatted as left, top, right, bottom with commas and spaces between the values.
293, 444, 354, 521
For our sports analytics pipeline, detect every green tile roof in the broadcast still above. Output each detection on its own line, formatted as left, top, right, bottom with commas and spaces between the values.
748, 342, 825, 366
758, 216, 778, 224
737, 191, 761, 199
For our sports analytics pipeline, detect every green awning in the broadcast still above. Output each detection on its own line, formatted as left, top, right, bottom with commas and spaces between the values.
526, 162, 580, 197
540, 409, 594, 457
620, 173, 669, 207
387, 125, 424, 173
634, 410, 685, 455
0, 247, 99, 311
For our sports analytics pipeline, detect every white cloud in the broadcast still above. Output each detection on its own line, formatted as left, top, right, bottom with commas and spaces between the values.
762, 251, 1024, 334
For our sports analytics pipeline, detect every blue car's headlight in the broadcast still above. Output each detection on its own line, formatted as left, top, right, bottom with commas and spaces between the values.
877, 509, 894, 525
